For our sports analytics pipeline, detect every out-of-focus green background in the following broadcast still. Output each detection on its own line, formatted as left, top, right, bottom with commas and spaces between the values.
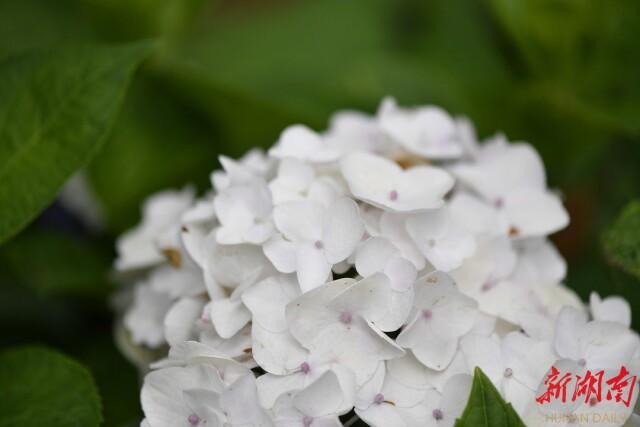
0, 0, 639, 425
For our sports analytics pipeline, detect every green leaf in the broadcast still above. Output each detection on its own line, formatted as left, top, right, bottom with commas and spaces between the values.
454, 367, 526, 427
603, 200, 640, 280
0, 42, 153, 245
0, 346, 102, 427
0, 229, 111, 296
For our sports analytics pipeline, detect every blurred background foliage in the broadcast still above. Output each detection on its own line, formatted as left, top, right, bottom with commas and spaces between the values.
0, 0, 639, 425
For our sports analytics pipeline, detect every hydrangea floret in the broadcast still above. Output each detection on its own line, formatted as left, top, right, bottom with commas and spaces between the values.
114, 98, 640, 427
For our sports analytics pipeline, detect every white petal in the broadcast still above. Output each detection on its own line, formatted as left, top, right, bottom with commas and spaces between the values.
439, 374, 473, 427
164, 297, 205, 347
379, 105, 462, 159
459, 334, 504, 385
274, 200, 323, 243
294, 370, 350, 417
355, 362, 386, 410
580, 321, 640, 369
386, 353, 434, 391
251, 323, 307, 375
150, 265, 206, 299
322, 197, 364, 264
220, 375, 274, 426
257, 373, 306, 409
329, 273, 393, 327
512, 237, 566, 285
449, 192, 507, 236
379, 212, 426, 270
590, 292, 632, 327
502, 189, 569, 237
242, 275, 300, 332
355, 237, 399, 277
384, 256, 417, 293
264, 235, 297, 273
124, 283, 173, 348
340, 152, 453, 212
209, 298, 251, 339
452, 142, 546, 200
396, 316, 458, 371
554, 306, 588, 360
296, 243, 333, 292
501, 332, 556, 391
269, 124, 339, 163
286, 278, 356, 347
141, 365, 223, 427
406, 209, 476, 272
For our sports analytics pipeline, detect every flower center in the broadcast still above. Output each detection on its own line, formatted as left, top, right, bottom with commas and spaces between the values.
300, 362, 311, 374
578, 358, 586, 367
314, 240, 324, 249
481, 281, 493, 292
339, 311, 352, 324
432, 409, 443, 421
373, 393, 385, 405
494, 198, 504, 209
188, 414, 200, 426
503, 368, 513, 378
422, 309, 433, 320
303, 416, 313, 427
389, 190, 399, 201
589, 397, 598, 407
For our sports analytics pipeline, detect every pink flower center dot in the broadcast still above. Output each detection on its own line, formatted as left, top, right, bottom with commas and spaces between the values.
300, 362, 311, 374
339, 311, 352, 324
389, 190, 398, 201
188, 414, 200, 425
314, 240, 324, 249
373, 393, 385, 405
303, 416, 313, 427
422, 309, 433, 320
433, 409, 443, 420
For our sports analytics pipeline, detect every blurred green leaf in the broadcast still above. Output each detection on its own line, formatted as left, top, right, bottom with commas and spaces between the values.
489, 0, 640, 134
75, 0, 207, 39
454, 367, 526, 427
0, 230, 111, 296
0, 346, 102, 427
87, 76, 219, 232
0, 42, 152, 245
0, 0, 98, 60
157, 0, 514, 148
603, 200, 640, 281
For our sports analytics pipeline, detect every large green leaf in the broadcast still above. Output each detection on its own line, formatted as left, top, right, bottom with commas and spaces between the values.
0, 346, 102, 427
0, 42, 152, 245
454, 367, 526, 427
603, 200, 640, 281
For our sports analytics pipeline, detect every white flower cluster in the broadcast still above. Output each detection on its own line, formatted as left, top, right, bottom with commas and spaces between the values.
115, 99, 640, 427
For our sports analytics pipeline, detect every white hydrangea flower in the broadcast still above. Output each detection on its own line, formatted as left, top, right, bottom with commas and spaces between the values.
114, 98, 639, 427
